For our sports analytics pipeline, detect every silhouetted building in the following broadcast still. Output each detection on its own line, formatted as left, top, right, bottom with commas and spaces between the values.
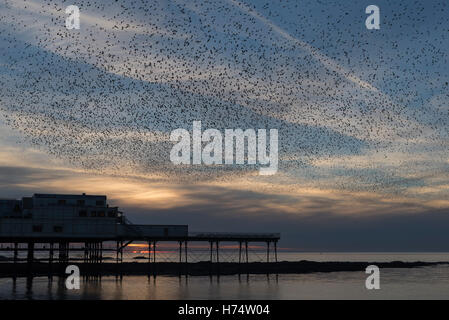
0, 194, 187, 239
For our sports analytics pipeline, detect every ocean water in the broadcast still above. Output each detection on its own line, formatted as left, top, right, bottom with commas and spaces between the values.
3, 245, 449, 264
1, 253, 449, 299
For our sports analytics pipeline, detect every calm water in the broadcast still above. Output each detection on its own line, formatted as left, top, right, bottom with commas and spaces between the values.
1, 253, 449, 299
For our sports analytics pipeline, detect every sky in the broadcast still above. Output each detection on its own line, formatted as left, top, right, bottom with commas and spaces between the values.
0, 0, 449, 251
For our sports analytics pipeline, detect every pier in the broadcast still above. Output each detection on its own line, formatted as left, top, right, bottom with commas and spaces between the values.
0, 193, 280, 277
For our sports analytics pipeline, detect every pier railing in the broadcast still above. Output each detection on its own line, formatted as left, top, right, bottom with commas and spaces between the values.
188, 232, 280, 241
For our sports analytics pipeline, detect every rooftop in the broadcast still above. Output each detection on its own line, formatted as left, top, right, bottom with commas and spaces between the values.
33, 194, 106, 199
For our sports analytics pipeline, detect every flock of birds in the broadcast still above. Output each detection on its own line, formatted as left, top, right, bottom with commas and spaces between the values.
0, 0, 448, 191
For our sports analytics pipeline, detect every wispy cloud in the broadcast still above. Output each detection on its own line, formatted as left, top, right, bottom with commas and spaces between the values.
1, 0, 449, 250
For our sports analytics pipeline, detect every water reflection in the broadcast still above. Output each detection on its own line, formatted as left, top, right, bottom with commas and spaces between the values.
1, 265, 449, 299
0, 273, 281, 300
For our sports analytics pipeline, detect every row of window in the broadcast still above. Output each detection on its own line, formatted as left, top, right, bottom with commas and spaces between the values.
78, 210, 117, 218
57, 199, 105, 206
33, 225, 62, 233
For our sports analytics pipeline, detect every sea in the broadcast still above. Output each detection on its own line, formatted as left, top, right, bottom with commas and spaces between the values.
0, 252, 449, 299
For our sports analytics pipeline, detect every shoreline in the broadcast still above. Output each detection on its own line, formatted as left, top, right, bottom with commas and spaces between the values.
0, 260, 447, 278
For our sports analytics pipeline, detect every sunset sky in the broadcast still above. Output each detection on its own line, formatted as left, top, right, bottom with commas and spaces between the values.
1, 0, 449, 251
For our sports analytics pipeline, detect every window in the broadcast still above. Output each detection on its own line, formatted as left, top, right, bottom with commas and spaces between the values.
164, 228, 169, 236
32, 225, 43, 232
78, 210, 87, 217
77, 200, 85, 206
98, 211, 105, 217
91, 211, 97, 217
58, 199, 66, 206
96, 200, 104, 206
53, 226, 63, 233
108, 211, 116, 218
23, 197, 33, 209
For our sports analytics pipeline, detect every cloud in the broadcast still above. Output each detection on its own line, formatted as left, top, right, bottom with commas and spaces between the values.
123, 194, 449, 251
1, 0, 449, 251
1, 0, 434, 146
0, 35, 369, 180
2, 161, 449, 250
227, 0, 377, 91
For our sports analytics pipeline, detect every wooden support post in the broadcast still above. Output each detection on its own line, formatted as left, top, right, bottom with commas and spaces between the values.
48, 242, 54, 279
210, 241, 213, 263
184, 241, 188, 276
267, 241, 270, 263
239, 241, 242, 264
13, 242, 18, 265
49, 243, 54, 264
153, 241, 157, 277
216, 241, 219, 264
100, 241, 103, 263
115, 241, 119, 277
116, 241, 119, 264
178, 241, 182, 277
13, 242, 18, 280
27, 242, 34, 265
147, 241, 151, 278
274, 241, 278, 263
120, 241, 123, 263
153, 241, 156, 264
245, 241, 249, 263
